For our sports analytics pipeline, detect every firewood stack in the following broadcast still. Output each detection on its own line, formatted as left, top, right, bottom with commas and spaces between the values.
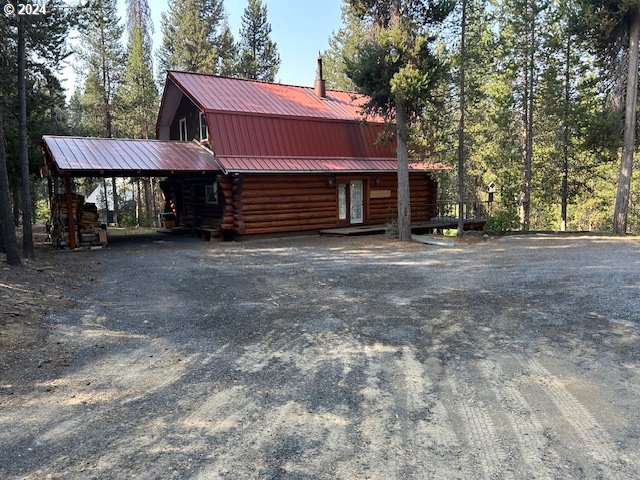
50, 195, 106, 249
50, 193, 82, 248
78, 203, 104, 248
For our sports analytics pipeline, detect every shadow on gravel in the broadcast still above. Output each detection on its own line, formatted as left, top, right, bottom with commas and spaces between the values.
1, 235, 639, 479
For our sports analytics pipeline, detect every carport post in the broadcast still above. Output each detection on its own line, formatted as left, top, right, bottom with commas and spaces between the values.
64, 175, 77, 249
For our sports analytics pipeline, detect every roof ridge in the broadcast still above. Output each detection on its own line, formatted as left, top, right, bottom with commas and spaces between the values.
167, 69, 361, 95
43, 135, 199, 144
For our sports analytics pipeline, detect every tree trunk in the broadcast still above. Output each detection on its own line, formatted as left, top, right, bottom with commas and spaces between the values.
144, 177, 153, 226
613, 7, 640, 234
561, 34, 571, 232
522, 0, 535, 232
18, 16, 34, 257
0, 218, 4, 253
11, 177, 20, 226
111, 177, 119, 225
395, 96, 412, 242
520, 0, 529, 229
0, 112, 22, 266
457, 0, 467, 238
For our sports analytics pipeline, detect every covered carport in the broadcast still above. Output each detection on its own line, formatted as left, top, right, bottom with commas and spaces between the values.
40, 135, 221, 249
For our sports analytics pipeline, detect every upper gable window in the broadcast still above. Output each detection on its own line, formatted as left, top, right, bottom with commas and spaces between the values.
199, 112, 208, 142
179, 118, 187, 141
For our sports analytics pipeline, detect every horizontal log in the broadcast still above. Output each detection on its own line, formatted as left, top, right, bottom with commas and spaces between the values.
241, 187, 334, 198
244, 210, 336, 223
243, 194, 337, 204
244, 223, 336, 235
242, 177, 328, 186
242, 201, 337, 213
244, 216, 337, 229
242, 175, 332, 184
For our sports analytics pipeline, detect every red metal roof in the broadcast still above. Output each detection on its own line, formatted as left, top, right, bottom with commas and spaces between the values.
168, 71, 382, 122
206, 113, 395, 158
43, 136, 221, 174
216, 155, 447, 174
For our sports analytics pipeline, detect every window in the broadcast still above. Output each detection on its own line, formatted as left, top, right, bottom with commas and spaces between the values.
179, 118, 187, 141
338, 183, 347, 220
199, 112, 208, 141
205, 184, 218, 204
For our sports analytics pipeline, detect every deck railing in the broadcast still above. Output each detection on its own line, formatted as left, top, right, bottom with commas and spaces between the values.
386, 201, 490, 223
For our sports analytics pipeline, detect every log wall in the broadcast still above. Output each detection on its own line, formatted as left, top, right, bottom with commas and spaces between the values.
217, 172, 438, 235
170, 176, 224, 229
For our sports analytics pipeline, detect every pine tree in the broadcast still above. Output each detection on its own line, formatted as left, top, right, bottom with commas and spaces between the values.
322, 6, 370, 91
116, 0, 158, 139
0, 111, 21, 266
218, 22, 238, 76
585, 1, 640, 234
345, 0, 453, 241
158, 0, 230, 75
78, 0, 125, 138
237, 0, 280, 82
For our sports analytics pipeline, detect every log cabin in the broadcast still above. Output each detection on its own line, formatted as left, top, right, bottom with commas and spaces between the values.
154, 58, 446, 236
41, 58, 448, 243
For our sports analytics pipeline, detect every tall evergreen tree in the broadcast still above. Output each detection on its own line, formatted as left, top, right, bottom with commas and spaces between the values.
218, 22, 239, 76
346, 0, 453, 241
77, 0, 124, 138
3, 0, 74, 256
323, 6, 370, 91
584, 1, 640, 234
77, 0, 124, 225
117, 0, 158, 139
237, 0, 280, 82
158, 0, 230, 75
0, 111, 21, 266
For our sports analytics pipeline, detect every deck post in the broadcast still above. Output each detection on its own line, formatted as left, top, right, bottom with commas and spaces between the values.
64, 175, 77, 249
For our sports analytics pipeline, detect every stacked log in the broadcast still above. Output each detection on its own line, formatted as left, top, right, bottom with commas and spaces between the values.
239, 174, 338, 235
218, 172, 438, 236
368, 173, 437, 223
78, 203, 104, 247
50, 196, 106, 249
50, 193, 82, 248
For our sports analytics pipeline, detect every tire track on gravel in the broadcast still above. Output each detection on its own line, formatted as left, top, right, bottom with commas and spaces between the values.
391, 350, 472, 480
445, 372, 513, 480
478, 359, 554, 479
528, 359, 632, 479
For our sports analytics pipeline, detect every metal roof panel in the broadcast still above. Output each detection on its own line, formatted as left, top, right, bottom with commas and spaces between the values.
168, 71, 383, 123
43, 136, 222, 173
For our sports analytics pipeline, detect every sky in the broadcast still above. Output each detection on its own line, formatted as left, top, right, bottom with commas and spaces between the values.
62, 0, 345, 97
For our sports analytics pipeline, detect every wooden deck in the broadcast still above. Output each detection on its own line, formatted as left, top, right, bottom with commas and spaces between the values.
320, 219, 486, 236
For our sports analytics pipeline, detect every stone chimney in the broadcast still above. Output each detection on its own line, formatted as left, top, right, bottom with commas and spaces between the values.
315, 54, 326, 98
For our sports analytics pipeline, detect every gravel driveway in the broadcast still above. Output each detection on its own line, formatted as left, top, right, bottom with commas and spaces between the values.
1, 234, 639, 479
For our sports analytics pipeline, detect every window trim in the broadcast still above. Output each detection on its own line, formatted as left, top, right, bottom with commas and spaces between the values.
199, 112, 208, 141
179, 117, 187, 141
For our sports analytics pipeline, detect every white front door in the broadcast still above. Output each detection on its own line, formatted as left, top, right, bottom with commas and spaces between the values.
350, 180, 364, 224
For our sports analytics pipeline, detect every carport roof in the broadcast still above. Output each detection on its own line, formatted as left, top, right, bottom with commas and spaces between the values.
42, 135, 221, 176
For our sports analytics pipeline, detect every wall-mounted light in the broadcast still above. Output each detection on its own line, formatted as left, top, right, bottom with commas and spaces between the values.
374, 178, 381, 186
327, 176, 335, 187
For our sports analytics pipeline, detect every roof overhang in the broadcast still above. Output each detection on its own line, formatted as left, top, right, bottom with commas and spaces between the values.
41, 136, 222, 177
215, 155, 449, 174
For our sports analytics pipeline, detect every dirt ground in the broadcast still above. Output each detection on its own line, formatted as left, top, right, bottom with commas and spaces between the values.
1, 233, 639, 479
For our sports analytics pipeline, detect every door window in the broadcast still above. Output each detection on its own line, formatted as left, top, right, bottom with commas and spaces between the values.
350, 180, 364, 224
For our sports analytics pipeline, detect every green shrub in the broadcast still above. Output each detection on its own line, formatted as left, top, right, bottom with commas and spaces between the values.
484, 208, 520, 234
385, 220, 399, 238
